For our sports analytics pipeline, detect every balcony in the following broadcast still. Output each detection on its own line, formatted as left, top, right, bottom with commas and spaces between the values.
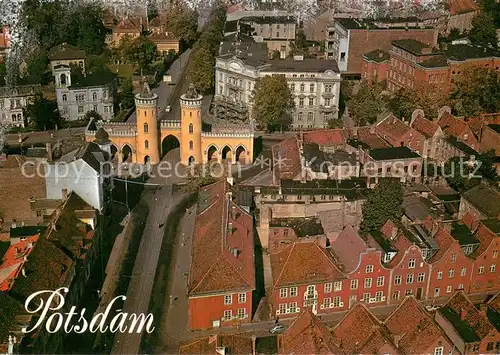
322, 91, 334, 98
319, 105, 337, 113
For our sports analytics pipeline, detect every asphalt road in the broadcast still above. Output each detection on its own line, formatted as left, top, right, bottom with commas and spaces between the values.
111, 185, 184, 355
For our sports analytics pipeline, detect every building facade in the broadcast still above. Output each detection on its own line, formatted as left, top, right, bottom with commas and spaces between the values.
0, 85, 40, 128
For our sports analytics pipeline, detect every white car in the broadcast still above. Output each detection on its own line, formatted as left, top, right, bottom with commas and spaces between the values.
165, 105, 171, 112
269, 324, 285, 334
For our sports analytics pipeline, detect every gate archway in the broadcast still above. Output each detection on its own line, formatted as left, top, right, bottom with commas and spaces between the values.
161, 135, 180, 158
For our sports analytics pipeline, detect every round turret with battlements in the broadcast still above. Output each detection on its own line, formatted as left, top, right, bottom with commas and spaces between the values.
135, 81, 160, 165
180, 84, 202, 165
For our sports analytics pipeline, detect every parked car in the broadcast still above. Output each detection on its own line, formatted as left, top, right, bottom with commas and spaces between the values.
269, 324, 285, 334
165, 105, 171, 112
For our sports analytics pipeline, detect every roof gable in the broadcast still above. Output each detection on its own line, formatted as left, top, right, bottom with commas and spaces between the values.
410, 115, 440, 138
330, 225, 368, 273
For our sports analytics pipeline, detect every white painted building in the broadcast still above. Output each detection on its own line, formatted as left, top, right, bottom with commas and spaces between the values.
215, 34, 341, 129
0, 85, 40, 128
45, 141, 110, 211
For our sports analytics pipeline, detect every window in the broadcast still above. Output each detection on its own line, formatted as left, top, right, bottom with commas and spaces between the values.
238, 293, 246, 303
299, 97, 304, 106
78, 106, 84, 113
324, 98, 331, 106
323, 297, 331, 308
491, 264, 496, 272
92, 92, 97, 101
144, 123, 148, 133
458, 284, 464, 290
308, 97, 314, 106
300, 84, 305, 92
406, 274, 414, 284
60, 73, 67, 85
450, 254, 457, 262
434, 346, 444, 355
366, 265, 374, 273
189, 123, 193, 133
307, 112, 313, 121
298, 112, 303, 121
478, 265, 484, 274
375, 291, 384, 301
405, 289, 412, 296
376, 276, 384, 287
189, 141, 193, 150
437, 271, 443, 279
364, 278, 372, 288
408, 258, 415, 268
290, 84, 295, 92
290, 287, 297, 297
394, 275, 402, 285
493, 251, 498, 259
237, 308, 246, 318
434, 287, 440, 297
340, 52, 346, 61
487, 342, 494, 351
472, 344, 479, 352
93, 105, 98, 112
350, 279, 358, 290
309, 84, 315, 92
334, 281, 342, 291
460, 267, 467, 277
417, 273, 425, 282
62, 94, 67, 102
145, 140, 149, 149
332, 296, 341, 307
224, 294, 232, 305
392, 291, 400, 300
280, 288, 287, 298
324, 282, 332, 293
279, 303, 287, 314
325, 84, 332, 93
289, 302, 298, 313
449, 269, 455, 278
223, 310, 232, 320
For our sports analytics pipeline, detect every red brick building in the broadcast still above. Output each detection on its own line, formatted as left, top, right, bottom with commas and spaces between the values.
361, 49, 389, 84
435, 291, 500, 354
376, 114, 426, 153
437, 110, 480, 151
269, 239, 347, 317
187, 181, 255, 330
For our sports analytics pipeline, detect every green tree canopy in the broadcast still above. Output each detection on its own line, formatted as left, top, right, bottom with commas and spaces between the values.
251, 75, 295, 132
347, 81, 388, 125
444, 156, 481, 192
164, 2, 199, 44
23, 94, 62, 130
120, 77, 135, 109
23, 47, 50, 85
0, 62, 5, 86
133, 38, 159, 71
450, 65, 500, 116
481, 0, 500, 27
188, 45, 216, 93
289, 29, 309, 57
388, 83, 447, 121
469, 12, 498, 49
360, 178, 404, 236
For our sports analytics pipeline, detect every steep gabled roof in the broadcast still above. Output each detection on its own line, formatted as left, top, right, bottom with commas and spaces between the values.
463, 183, 500, 219
0, 234, 39, 291
437, 112, 476, 141
448, 0, 479, 15
330, 225, 368, 273
333, 302, 388, 353
427, 228, 455, 264
272, 136, 302, 180
280, 308, 341, 354
385, 296, 447, 354
411, 115, 440, 138
49, 43, 86, 61
114, 17, 141, 33
270, 240, 345, 287
440, 291, 494, 341
376, 114, 423, 143
471, 222, 498, 259
188, 181, 255, 295
303, 128, 348, 146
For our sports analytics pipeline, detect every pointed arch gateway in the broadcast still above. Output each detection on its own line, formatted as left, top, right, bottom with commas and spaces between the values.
235, 145, 247, 164
121, 144, 133, 162
207, 145, 219, 161
221, 145, 232, 161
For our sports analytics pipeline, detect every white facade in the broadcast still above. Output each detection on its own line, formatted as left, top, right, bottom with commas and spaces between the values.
54, 65, 115, 121
215, 57, 341, 129
0, 85, 39, 128
325, 21, 349, 72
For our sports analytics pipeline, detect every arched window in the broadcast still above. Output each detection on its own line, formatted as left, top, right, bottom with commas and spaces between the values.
60, 73, 67, 85
145, 140, 149, 149
144, 123, 148, 133
189, 111, 192, 117
300, 83, 304, 92
62, 94, 67, 102
189, 141, 193, 150
92, 92, 97, 101
307, 112, 314, 120
298, 112, 303, 121
189, 123, 193, 133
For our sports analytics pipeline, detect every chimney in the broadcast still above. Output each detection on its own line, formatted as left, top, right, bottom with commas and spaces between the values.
378, 51, 384, 59
232, 206, 237, 220
460, 308, 467, 321
233, 248, 239, 257
228, 222, 233, 232
46, 142, 53, 162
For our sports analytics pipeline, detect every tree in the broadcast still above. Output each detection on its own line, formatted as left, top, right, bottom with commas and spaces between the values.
133, 38, 158, 71
83, 110, 102, 123
347, 81, 388, 125
450, 65, 500, 116
0, 62, 5, 86
289, 29, 309, 57
444, 156, 481, 192
481, 0, 500, 27
360, 178, 404, 236
184, 163, 221, 192
23, 47, 49, 85
327, 118, 344, 128
164, 3, 199, 44
23, 94, 62, 130
477, 150, 499, 182
120, 78, 135, 109
388, 83, 447, 121
188, 45, 216, 93
469, 13, 498, 49
251, 75, 295, 132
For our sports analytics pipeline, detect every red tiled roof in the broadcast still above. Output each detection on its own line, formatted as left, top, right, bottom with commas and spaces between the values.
445, 291, 494, 339
303, 129, 348, 146
333, 302, 384, 353
380, 219, 398, 239
411, 115, 440, 138
437, 112, 473, 139
385, 296, 447, 354
467, 113, 500, 137
180, 334, 253, 354
270, 240, 346, 287
0, 234, 39, 291
461, 212, 478, 231
280, 308, 341, 354
376, 114, 414, 143
272, 136, 302, 180
471, 223, 496, 259
354, 126, 391, 148
427, 228, 455, 264
449, 0, 479, 15
189, 181, 255, 295
487, 291, 500, 313
330, 225, 367, 273
358, 328, 398, 355
114, 18, 141, 33
386, 231, 414, 268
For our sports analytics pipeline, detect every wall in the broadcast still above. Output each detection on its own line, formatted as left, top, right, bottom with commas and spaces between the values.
347, 28, 438, 74
480, 126, 500, 155
362, 59, 388, 84
188, 290, 252, 330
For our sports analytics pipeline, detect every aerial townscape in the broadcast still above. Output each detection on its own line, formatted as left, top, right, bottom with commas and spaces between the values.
1, 0, 500, 354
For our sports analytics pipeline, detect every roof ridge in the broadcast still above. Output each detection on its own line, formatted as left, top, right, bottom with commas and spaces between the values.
273, 244, 296, 288
313, 241, 347, 277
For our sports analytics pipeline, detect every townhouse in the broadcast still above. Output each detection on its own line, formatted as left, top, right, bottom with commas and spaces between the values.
376, 113, 426, 154
188, 181, 255, 330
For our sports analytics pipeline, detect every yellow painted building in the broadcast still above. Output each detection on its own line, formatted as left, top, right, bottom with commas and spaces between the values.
85, 83, 254, 166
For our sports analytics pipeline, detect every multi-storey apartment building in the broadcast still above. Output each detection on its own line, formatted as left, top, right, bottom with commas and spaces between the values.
215, 34, 341, 129
0, 85, 40, 128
